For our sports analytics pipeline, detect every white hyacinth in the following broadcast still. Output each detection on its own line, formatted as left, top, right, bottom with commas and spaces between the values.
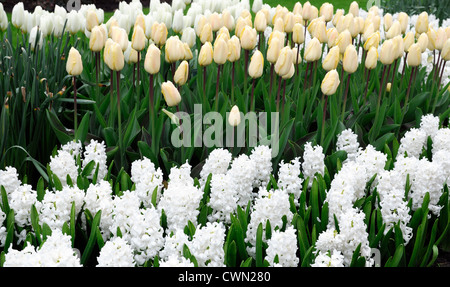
336, 128, 361, 161
265, 226, 299, 267
419, 114, 440, 140
208, 173, 239, 224
199, 148, 232, 186
188, 222, 226, 267
83, 139, 108, 180
302, 142, 325, 183
277, 157, 303, 204
227, 154, 256, 208
397, 128, 427, 158
0, 166, 22, 196
249, 145, 273, 189
159, 254, 195, 267
49, 150, 79, 187
9, 184, 37, 228
311, 250, 345, 267
130, 157, 164, 207
96, 237, 136, 267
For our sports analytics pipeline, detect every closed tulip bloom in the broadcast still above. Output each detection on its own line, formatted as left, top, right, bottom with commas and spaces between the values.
275, 46, 294, 76
362, 22, 375, 42
407, 43, 422, 67
319, 3, 334, 22
213, 37, 228, 65
363, 31, 380, 51
11, 2, 25, 29
248, 50, 264, 78
294, 2, 303, 16
313, 20, 328, 43
305, 37, 322, 62
104, 38, 113, 68
322, 46, 340, 71
349, 1, 359, 17
292, 47, 302, 64
131, 25, 146, 51
161, 81, 181, 107
386, 82, 392, 92
222, 9, 235, 31
327, 27, 339, 47
435, 27, 447, 51
292, 23, 305, 44
86, 9, 99, 32
442, 39, 450, 61
217, 27, 230, 42
403, 31, 415, 52
66, 47, 83, 76
284, 12, 295, 33
111, 27, 129, 52
209, 12, 223, 32
181, 27, 196, 48
199, 41, 213, 66
228, 105, 241, 126
365, 46, 378, 70
266, 37, 282, 64
302, 1, 313, 22
89, 26, 105, 52
240, 26, 257, 50
152, 22, 168, 46
273, 17, 284, 32
67, 10, 82, 34
343, 44, 358, 73
282, 63, 295, 80
427, 27, 437, 51
165, 36, 184, 63
384, 13, 393, 32
124, 42, 139, 64
336, 29, 352, 54
172, 10, 184, 34
417, 32, 429, 53
174, 60, 189, 86
321, 69, 340, 95
144, 44, 161, 74
380, 39, 395, 65
29, 26, 43, 51
107, 41, 125, 71
398, 12, 409, 34
227, 35, 241, 62
200, 23, 213, 44
333, 9, 344, 27
183, 43, 193, 61
254, 10, 267, 32
135, 13, 146, 34
415, 12, 428, 35
268, 30, 285, 47
235, 17, 252, 39
392, 35, 404, 59
386, 21, 401, 39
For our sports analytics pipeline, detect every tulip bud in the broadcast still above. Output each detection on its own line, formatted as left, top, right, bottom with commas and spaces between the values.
240, 26, 257, 51
336, 29, 352, 54
86, 9, 99, 32
403, 31, 415, 52
407, 43, 422, 67
327, 27, 339, 47
302, 1, 313, 22
363, 31, 380, 51
386, 82, 392, 92
89, 26, 105, 52
235, 17, 252, 39
227, 35, 241, 62
417, 33, 429, 53
284, 12, 295, 33
213, 37, 228, 65
152, 22, 168, 47
321, 69, 340, 95
343, 44, 358, 74
217, 27, 230, 42
209, 12, 223, 32
181, 27, 196, 48
266, 37, 282, 64
322, 46, 340, 71
380, 39, 395, 65
292, 23, 305, 44
144, 44, 161, 74
415, 11, 428, 35
282, 63, 295, 80
314, 20, 328, 43
135, 14, 146, 34
161, 81, 182, 107
107, 41, 125, 71
275, 46, 294, 76
386, 21, 401, 39
254, 10, 267, 32
172, 10, 185, 34
174, 60, 189, 86
200, 23, 213, 44
183, 42, 193, 61
66, 47, 83, 76
199, 41, 213, 66
228, 105, 241, 126
319, 3, 334, 22
305, 37, 322, 62
165, 36, 184, 63
222, 9, 235, 31
131, 25, 146, 51
248, 50, 264, 79
111, 26, 129, 52
365, 46, 378, 70
392, 35, 404, 60
195, 15, 208, 37
349, 1, 359, 17
398, 12, 409, 34
124, 42, 138, 64
435, 27, 447, 51
273, 17, 284, 32
442, 39, 450, 61
384, 13, 393, 32
427, 27, 437, 51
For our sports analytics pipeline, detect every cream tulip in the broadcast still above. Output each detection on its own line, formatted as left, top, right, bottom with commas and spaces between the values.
403, 31, 415, 52
407, 43, 422, 67
131, 25, 146, 52
213, 37, 228, 65
343, 44, 358, 74
89, 26, 105, 52
322, 46, 340, 71
152, 22, 168, 47
415, 12, 429, 35
417, 32, 429, 53
165, 36, 184, 63
292, 23, 305, 44
266, 37, 282, 64
111, 26, 129, 52
319, 3, 333, 22
304, 37, 322, 62
442, 39, 450, 61
66, 47, 83, 76
174, 60, 189, 86
240, 26, 257, 51
363, 31, 380, 51
327, 27, 339, 47
107, 41, 125, 71
380, 39, 395, 65
398, 12, 409, 34
227, 35, 241, 62
321, 69, 340, 95
86, 9, 99, 32
275, 46, 294, 76
284, 12, 295, 33
161, 81, 182, 107
365, 46, 378, 70
200, 23, 213, 44
228, 105, 241, 126
248, 50, 264, 79
254, 10, 267, 32
349, 1, 359, 17
198, 41, 213, 66
435, 27, 447, 51
336, 29, 352, 54
144, 44, 161, 74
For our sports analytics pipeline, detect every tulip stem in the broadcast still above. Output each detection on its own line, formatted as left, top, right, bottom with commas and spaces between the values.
269, 63, 274, 97
203, 66, 207, 99
341, 73, 351, 122
215, 64, 222, 112
244, 50, 249, 93
132, 63, 136, 87
377, 65, 387, 116
364, 69, 371, 105
404, 66, 417, 115
304, 62, 310, 91
296, 45, 300, 76
431, 59, 447, 114
321, 93, 328, 146
117, 71, 123, 165
149, 73, 155, 133
250, 78, 256, 112
73, 76, 78, 137
276, 75, 282, 112
231, 62, 235, 104
137, 51, 141, 90
400, 52, 408, 83
281, 79, 287, 115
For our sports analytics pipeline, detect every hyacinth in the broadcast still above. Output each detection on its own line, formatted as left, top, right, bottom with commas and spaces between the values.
9, 184, 37, 228
302, 142, 325, 183
311, 250, 345, 267
432, 128, 450, 154
189, 222, 226, 267
159, 228, 191, 261
246, 189, 293, 258
207, 173, 239, 224
158, 163, 203, 233
83, 139, 108, 180
83, 180, 115, 241
419, 114, 440, 140
96, 237, 136, 267
264, 226, 299, 267
277, 157, 303, 204
199, 148, 232, 186
227, 154, 256, 208
397, 128, 427, 158
433, 150, 450, 183
60, 140, 82, 158
0, 166, 22, 196
354, 144, 387, 183
35, 185, 85, 231
0, 208, 6, 247
159, 254, 195, 267
4, 229, 82, 267
336, 128, 360, 161
130, 157, 164, 207
315, 208, 373, 267
249, 145, 273, 188
49, 150, 79, 187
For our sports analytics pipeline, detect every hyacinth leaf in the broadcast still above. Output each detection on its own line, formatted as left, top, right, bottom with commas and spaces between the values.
310, 179, 320, 231
387, 244, 405, 267
4, 209, 15, 252
45, 109, 72, 145
296, 215, 310, 261
300, 246, 314, 267
408, 221, 426, 267
70, 201, 76, 247
81, 209, 101, 265
52, 173, 63, 191
81, 160, 96, 178
256, 222, 264, 267
225, 240, 237, 267
420, 219, 439, 267
1, 186, 10, 215
96, 227, 105, 250
30, 204, 42, 246
137, 141, 159, 167
74, 112, 90, 143
240, 257, 253, 267
349, 243, 363, 267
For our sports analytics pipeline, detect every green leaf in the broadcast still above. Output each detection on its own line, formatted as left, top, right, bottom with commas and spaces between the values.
74, 112, 90, 143
81, 210, 102, 265
256, 223, 264, 267
226, 241, 237, 267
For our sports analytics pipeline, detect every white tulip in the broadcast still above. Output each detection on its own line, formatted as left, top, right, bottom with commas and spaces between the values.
29, 26, 44, 51
12, 2, 25, 29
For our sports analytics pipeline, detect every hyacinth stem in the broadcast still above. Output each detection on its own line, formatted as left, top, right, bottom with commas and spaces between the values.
404, 66, 417, 115
364, 68, 371, 104
231, 62, 235, 104
341, 73, 351, 121
276, 75, 282, 112
250, 78, 256, 112
215, 64, 222, 112
321, 93, 328, 146
73, 76, 78, 136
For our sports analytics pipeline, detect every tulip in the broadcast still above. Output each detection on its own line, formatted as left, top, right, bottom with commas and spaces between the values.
384, 13, 393, 32
320, 69, 340, 144
304, 37, 322, 62
275, 47, 294, 110
131, 25, 146, 88
90, 26, 105, 85
336, 30, 352, 55
213, 37, 228, 111
144, 44, 161, 134
320, 3, 334, 23
174, 60, 189, 86
228, 36, 241, 103
162, 81, 182, 107
199, 41, 213, 96
380, 39, 395, 65
222, 9, 235, 31
11, 2, 25, 29
199, 23, 213, 44
417, 33, 429, 53
86, 9, 99, 32
322, 46, 340, 71
240, 25, 258, 91
172, 10, 185, 34
386, 21, 401, 39
266, 37, 282, 95
292, 23, 305, 45
165, 36, 184, 64
398, 12, 409, 34
327, 27, 339, 48
228, 105, 241, 127
182, 42, 193, 61
152, 22, 168, 47
111, 26, 129, 52
66, 47, 83, 135
181, 27, 196, 48
364, 46, 378, 102
254, 10, 267, 32
29, 26, 43, 52
415, 12, 428, 35
341, 44, 358, 120
135, 14, 146, 34
106, 41, 125, 72
349, 1, 359, 17
248, 50, 264, 111
209, 12, 223, 32
403, 43, 422, 114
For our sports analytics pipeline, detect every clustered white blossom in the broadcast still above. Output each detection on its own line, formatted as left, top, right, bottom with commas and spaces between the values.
265, 226, 299, 267
302, 142, 325, 184
277, 157, 303, 204
96, 237, 135, 267
130, 157, 164, 207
